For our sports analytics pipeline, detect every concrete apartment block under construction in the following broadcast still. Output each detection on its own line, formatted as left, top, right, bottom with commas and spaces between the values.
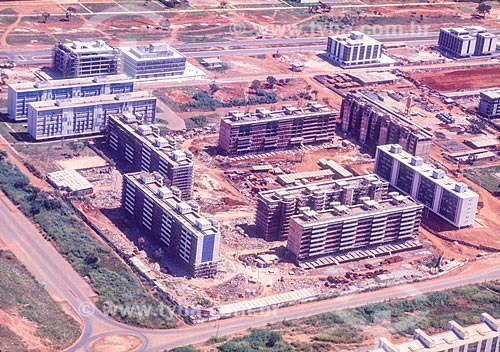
287, 193, 423, 263
218, 102, 337, 156
123, 172, 220, 277
7, 74, 134, 121
373, 313, 500, 352
107, 114, 194, 200
340, 92, 432, 159
27, 91, 156, 141
375, 144, 479, 228
52, 40, 121, 78
255, 174, 389, 241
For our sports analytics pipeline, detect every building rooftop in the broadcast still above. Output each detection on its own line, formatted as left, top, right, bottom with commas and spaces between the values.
124, 172, 218, 238
260, 174, 387, 202
109, 114, 193, 169
292, 193, 421, 226
9, 74, 132, 92
121, 43, 185, 61
372, 313, 500, 352
318, 159, 354, 178
47, 169, 93, 193
464, 135, 499, 149
347, 72, 398, 85
480, 89, 500, 100
58, 40, 116, 53
28, 91, 154, 111
378, 144, 478, 199
221, 102, 335, 125
329, 31, 382, 46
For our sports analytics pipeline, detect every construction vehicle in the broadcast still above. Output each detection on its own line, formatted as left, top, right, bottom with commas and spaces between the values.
308, 1, 331, 14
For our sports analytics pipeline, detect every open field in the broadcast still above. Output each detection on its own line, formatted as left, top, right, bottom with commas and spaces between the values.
0, 250, 81, 351
463, 166, 500, 196
410, 66, 500, 92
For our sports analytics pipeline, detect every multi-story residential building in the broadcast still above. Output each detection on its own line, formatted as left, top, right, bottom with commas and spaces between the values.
218, 103, 337, 156
326, 31, 383, 67
7, 74, 134, 121
107, 114, 194, 200
287, 193, 423, 263
256, 175, 389, 241
27, 91, 156, 141
373, 313, 500, 352
52, 40, 121, 78
123, 172, 220, 277
340, 92, 433, 159
478, 89, 500, 118
438, 26, 497, 57
375, 144, 479, 228
121, 43, 186, 79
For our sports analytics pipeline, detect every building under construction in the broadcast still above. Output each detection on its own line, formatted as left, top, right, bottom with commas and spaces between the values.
107, 114, 194, 200
255, 174, 389, 241
287, 193, 423, 263
52, 40, 121, 78
123, 172, 220, 277
218, 102, 337, 156
340, 92, 432, 159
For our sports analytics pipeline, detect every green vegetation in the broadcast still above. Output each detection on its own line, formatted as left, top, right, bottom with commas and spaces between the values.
0, 158, 177, 329
185, 115, 209, 129
0, 250, 80, 350
185, 90, 277, 111
169, 347, 202, 352
463, 166, 500, 195
218, 329, 292, 352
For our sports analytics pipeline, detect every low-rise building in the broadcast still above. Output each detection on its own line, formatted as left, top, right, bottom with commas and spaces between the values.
123, 172, 220, 277
373, 313, 500, 352
52, 40, 121, 78
375, 144, 479, 228
218, 103, 337, 156
438, 26, 497, 57
121, 43, 186, 79
256, 175, 388, 241
478, 89, 500, 118
107, 114, 193, 200
287, 193, 423, 263
27, 91, 156, 141
7, 74, 134, 121
326, 31, 383, 67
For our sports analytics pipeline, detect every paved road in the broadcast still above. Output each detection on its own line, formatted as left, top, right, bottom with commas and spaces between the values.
1, 188, 500, 351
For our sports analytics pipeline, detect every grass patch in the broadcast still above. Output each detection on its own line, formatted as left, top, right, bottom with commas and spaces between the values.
0, 157, 177, 329
6, 35, 55, 45
463, 166, 500, 195
0, 250, 80, 350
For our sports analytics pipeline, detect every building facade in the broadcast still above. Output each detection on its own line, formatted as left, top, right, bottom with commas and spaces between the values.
375, 144, 479, 228
340, 92, 433, 159
287, 193, 423, 263
121, 43, 186, 79
478, 90, 500, 118
107, 114, 194, 200
8, 74, 134, 121
256, 175, 389, 241
438, 26, 497, 57
123, 172, 220, 277
373, 313, 500, 352
27, 91, 156, 140
326, 31, 383, 67
53, 40, 121, 78
218, 103, 337, 156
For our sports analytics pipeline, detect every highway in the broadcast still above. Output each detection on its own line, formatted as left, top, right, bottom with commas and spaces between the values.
1, 188, 500, 351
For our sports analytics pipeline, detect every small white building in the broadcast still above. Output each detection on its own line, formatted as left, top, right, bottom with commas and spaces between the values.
438, 26, 497, 57
121, 43, 186, 79
478, 89, 500, 118
326, 31, 383, 67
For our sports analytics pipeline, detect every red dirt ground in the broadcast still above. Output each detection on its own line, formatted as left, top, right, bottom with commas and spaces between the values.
410, 66, 500, 92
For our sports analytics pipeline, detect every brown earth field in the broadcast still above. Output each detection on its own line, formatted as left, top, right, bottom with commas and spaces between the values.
410, 66, 500, 92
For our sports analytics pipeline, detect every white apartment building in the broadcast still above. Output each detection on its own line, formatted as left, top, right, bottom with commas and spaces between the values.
375, 144, 479, 228
438, 26, 497, 57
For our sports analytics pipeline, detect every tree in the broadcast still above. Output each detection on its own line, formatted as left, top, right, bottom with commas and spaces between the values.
468, 117, 486, 134
250, 79, 261, 92
153, 247, 164, 260
138, 237, 146, 250
266, 76, 277, 89
477, 2, 491, 17
0, 150, 6, 161
41, 12, 50, 23
311, 89, 319, 100
209, 82, 219, 94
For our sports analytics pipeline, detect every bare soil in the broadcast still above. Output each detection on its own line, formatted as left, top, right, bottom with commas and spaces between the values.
410, 67, 500, 92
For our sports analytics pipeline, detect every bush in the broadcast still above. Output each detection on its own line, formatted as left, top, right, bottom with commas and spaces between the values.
0, 159, 176, 329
